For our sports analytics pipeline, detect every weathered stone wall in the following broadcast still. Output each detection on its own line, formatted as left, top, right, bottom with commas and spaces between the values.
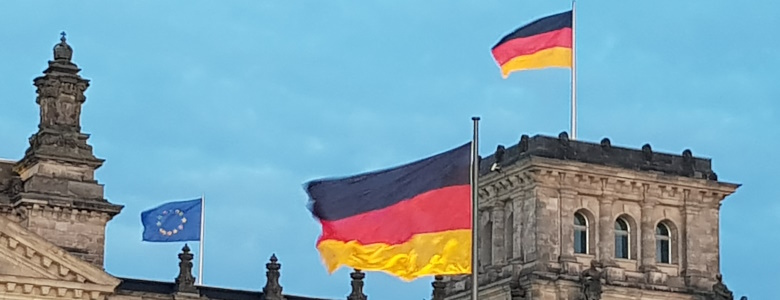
446, 278, 703, 300
12, 157, 118, 268
111, 291, 176, 300
444, 135, 739, 300
21, 205, 112, 267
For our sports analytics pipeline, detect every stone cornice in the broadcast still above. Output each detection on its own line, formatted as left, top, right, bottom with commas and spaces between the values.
15, 196, 123, 218
478, 156, 739, 208
15, 151, 104, 174
0, 274, 113, 300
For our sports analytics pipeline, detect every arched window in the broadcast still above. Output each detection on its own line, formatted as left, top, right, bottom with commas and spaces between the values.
614, 218, 630, 259
574, 212, 588, 254
656, 223, 671, 263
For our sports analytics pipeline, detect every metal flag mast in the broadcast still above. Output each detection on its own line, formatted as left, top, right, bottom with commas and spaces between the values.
570, 0, 578, 140
470, 117, 480, 300
198, 193, 205, 286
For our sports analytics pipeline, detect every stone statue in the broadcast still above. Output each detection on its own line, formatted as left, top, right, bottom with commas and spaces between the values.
710, 274, 734, 300
578, 261, 604, 300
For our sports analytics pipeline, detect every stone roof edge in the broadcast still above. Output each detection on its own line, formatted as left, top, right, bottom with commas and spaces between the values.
116, 277, 338, 300
479, 133, 721, 181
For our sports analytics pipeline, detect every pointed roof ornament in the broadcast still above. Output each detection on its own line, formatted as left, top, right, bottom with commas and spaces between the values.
174, 244, 198, 294
347, 269, 367, 300
263, 254, 285, 300
431, 275, 446, 300
53, 31, 73, 61
41, 32, 81, 76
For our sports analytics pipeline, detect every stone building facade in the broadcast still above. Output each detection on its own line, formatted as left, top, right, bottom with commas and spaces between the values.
438, 134, 747, 300
0, 35, 746, 300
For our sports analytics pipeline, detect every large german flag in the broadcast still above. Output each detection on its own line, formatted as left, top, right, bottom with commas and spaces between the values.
492, 10, 573, 78
305, 143, 471, 281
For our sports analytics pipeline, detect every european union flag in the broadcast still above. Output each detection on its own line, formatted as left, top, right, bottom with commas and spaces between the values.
141, 198, 202, 242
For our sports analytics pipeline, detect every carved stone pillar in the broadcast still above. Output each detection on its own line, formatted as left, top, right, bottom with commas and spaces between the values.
681, 191, 709, 288
598, 196, 616, 266
639, 200, 658, 272
478, 209, 492, 269
491, 205, 505, 266
559, 189, 577, 262
511, 193, 524, 261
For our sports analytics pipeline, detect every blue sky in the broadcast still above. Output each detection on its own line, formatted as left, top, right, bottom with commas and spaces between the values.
0, 1, 777, 299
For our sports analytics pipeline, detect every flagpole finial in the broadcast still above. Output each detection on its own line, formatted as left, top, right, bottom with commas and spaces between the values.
472, 116, 480, 121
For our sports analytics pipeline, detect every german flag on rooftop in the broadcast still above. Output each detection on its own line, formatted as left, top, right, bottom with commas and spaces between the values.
492, 10, 573, 78
304, 143, 472, 281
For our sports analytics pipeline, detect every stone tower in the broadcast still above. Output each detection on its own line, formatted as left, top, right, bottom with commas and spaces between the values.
443, 133, 740, 300
9, 33, 123, 267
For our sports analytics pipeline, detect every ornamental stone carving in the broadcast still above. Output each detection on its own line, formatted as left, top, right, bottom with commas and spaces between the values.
174, 244, 197, 294
0, 177, 23, 196
263, 254, 285, 300
578, 261, 604, 300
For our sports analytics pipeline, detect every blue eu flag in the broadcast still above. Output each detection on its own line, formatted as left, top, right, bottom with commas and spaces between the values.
141, 198, 202, 242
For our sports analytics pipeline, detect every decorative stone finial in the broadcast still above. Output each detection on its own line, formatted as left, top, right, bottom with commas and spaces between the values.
494, 145, 505, 164
708, 172, 718, 181
518, 134, 530, 152
600, 138, 611, 149
641, 144, 653, 161
263, 254, 285, 300
431, 275, 446, 300
558, 131, 569, 142
174, 244, 198, 294
53, 31, 73, 61
682, 149, 693, 164
347, 269, 367, 300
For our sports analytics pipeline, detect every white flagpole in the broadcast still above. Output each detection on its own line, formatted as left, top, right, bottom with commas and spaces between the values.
470, 117, 480, 300
570, 0, 578, 140
198, 193, 205, 285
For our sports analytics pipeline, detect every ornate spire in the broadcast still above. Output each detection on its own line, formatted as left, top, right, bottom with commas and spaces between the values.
431, 275, 446, 300
53, 31, 73, 62
20, 33, 100, 164
263, 254, 285, 300
174, 244, 198, 294
10, 32, 122, 269
347, 269, 367, 300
